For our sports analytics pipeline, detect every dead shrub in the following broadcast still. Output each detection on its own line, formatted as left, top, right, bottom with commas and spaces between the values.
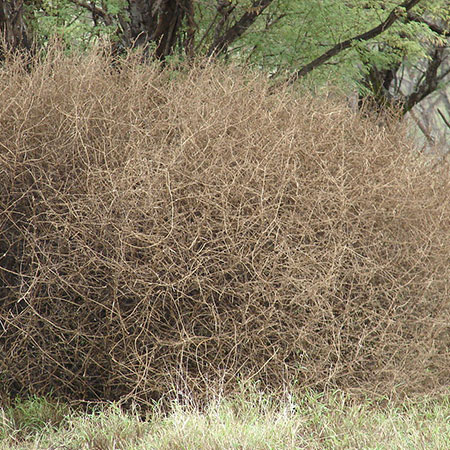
0, 46, 449, 405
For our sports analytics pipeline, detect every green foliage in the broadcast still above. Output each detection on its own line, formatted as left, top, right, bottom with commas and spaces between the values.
236, 0, 449, 91
26, 0, 125, 49
22, 0, 448, 95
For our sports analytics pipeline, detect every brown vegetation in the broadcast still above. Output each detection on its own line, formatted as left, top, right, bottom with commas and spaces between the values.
0, 46, 449, 406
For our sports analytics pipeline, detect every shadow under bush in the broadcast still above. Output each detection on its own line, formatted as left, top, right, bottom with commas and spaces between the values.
0, 46, 449, 405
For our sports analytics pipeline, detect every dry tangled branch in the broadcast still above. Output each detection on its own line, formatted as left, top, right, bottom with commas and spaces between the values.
0, 46, 449, 406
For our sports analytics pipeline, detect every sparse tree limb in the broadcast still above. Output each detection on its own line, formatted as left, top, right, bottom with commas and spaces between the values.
409, 108, 435, 148
437, 107, 450, 130
407, 11, 450, 36
67, 0, 113, 26
437, 66, 450, 82
212, 0, 235, 53
402, 44, 446, 113
207, 0, 274, 57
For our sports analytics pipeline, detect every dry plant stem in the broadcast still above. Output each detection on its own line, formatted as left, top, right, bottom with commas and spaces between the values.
0, 45, 449, 407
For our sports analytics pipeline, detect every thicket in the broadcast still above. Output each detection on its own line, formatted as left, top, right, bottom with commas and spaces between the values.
0, 46, 449, 406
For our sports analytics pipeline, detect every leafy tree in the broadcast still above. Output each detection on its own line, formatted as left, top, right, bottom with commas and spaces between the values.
238, 1, 449, 114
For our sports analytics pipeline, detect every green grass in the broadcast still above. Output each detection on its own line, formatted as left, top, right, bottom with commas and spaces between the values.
1, 389, 449, 449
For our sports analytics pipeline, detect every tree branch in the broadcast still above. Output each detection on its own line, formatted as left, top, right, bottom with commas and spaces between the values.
437, 65, 450, 82
437, 107, 450, 130
407, 11, 450, 36
409, 108, 435, 148
403, 44, 445, 113
207, 0, 274, 56
67, 0, 113, 26
281, 0, 423, 86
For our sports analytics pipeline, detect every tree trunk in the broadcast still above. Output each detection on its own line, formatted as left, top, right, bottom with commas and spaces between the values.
0, 0, 31, 58
126, 0, 190, 59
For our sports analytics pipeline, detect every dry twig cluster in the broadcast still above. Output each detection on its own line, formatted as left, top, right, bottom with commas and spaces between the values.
1, 46, 449, 405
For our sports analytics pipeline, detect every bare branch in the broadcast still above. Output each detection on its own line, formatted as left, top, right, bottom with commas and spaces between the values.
437, 65, 450, 82
403, 44, 445, 113
67, 0, 113, 26
212, 1, 236, 49
437, 107, 450, 130
207, 0, 274, 57
407, 11, 450, 36
408, 108, 435, 147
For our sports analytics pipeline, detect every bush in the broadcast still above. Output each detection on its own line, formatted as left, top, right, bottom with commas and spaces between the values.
1, 45, 449, 405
